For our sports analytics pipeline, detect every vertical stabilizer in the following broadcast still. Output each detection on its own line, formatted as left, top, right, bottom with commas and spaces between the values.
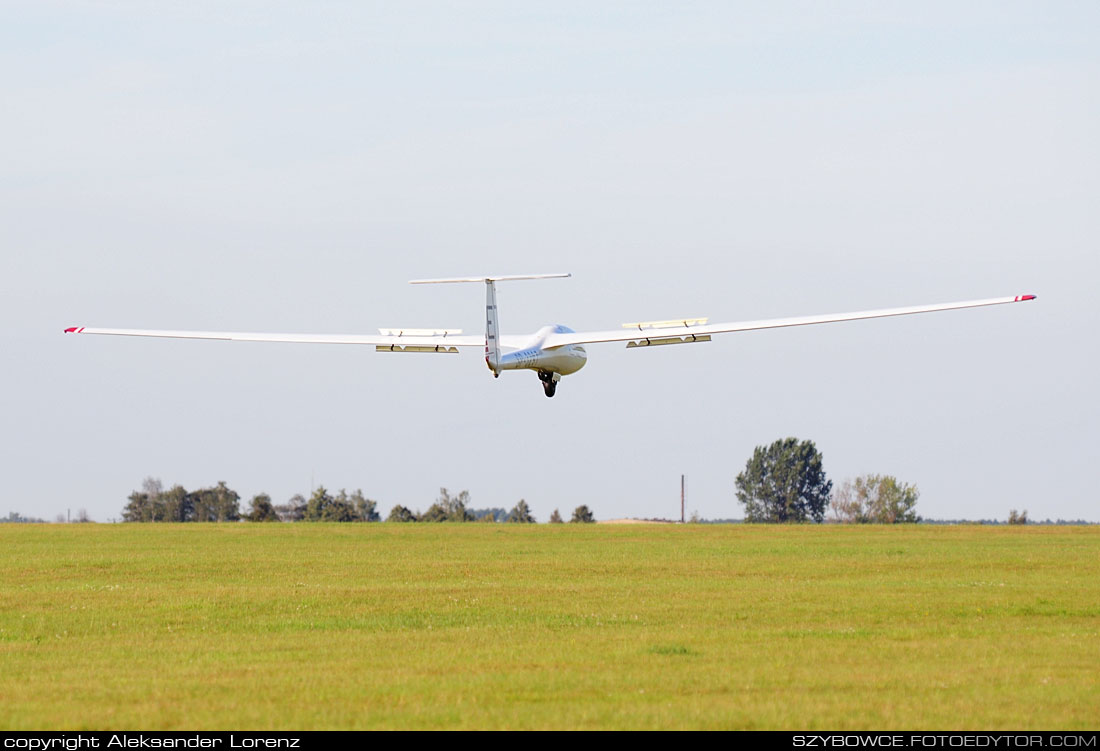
485, 280, 501, 376
407, 273, 570, 379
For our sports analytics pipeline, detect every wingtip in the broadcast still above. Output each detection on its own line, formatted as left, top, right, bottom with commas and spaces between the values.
64, 326, 86, 333
1015, 294, 1037, 302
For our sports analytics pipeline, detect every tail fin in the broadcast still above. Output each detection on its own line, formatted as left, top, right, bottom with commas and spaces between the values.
485, 280, 501, 376
408, 273, 571, 378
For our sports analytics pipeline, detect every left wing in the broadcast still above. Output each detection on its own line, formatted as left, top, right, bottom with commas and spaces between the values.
62, 326, 486, 351
540, 294, 1036, 348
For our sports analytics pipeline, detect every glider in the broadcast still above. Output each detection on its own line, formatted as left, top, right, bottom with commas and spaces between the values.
65, 274, 1036, 397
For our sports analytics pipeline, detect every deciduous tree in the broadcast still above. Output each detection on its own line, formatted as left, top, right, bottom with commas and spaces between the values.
276, 494, 307, 522
246, 493, 279, 522
570, 505, 595, 523
506, 500, 535, 523
160, 485, 192, 522
349, 489, 380, 522
122, 490, 153, 522
191, 482, 241, 522
735, 438, 832, 523
304, 487, 356, 522
831, 475, 920, 523
421, 488, 474, 522
122, 477, 166, 522
387, 505, 417, 522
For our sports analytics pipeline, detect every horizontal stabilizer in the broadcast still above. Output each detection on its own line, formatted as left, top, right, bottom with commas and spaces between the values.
410, 273, 571, 284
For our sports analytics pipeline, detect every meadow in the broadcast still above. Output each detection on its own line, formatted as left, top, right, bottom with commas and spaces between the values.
0, 523, 1096, 730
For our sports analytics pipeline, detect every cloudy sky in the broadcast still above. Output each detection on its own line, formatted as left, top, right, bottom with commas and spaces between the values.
3, 1, 1097, 522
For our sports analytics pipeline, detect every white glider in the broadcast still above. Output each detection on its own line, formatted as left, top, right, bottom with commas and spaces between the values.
65, 274, 1036, 397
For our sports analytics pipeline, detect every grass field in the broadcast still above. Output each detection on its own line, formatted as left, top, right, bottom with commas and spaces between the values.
1, 523, 1097, 730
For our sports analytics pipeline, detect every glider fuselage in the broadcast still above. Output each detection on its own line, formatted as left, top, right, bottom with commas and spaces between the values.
493, 324, 588, 376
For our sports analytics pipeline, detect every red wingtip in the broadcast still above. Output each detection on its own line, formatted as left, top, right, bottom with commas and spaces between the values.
64, 327, 78, 333
1014, 295, 1036, 302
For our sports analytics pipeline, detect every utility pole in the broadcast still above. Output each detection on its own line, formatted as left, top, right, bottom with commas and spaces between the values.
681, 475, 685, 523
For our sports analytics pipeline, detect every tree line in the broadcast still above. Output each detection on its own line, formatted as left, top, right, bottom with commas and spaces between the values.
107, 438, 1033, 526
122, 480, 596, 524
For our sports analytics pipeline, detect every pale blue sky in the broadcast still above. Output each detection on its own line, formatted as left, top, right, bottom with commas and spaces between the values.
2, 2, 1097, 522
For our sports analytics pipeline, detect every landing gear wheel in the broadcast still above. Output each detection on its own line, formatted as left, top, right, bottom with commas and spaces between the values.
538, 371, 559, 398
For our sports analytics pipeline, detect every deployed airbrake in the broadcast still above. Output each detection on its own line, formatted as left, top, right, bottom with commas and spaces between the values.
64, 274, 1036, 397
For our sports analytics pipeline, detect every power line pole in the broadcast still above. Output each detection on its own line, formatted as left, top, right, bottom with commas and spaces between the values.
681, 475, 685, 523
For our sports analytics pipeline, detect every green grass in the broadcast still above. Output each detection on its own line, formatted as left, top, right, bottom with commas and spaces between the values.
1, 523, 1097, 729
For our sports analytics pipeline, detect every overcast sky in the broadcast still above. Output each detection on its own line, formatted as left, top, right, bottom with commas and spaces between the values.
2, 1, 1097, 523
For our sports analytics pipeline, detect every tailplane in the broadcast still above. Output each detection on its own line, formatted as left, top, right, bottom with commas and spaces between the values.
409, 273, 571, 285
408, 274, 571, 378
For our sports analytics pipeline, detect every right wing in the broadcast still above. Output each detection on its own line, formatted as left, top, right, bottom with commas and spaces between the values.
541, 295, 1037, 348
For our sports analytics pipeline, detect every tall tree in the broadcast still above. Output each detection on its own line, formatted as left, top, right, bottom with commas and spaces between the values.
349, 489, 380, 522
421, 488, 474, 522
142, 476, 163, 503
330, 490, 358, 522
735, 438, 832, 523
387, 505, 417, 522
160, 485, 192, 522
123, 480, 183, 522
831, 475, 919, 523
246, 493, 280, 522
188, 483, 240, 522
122, 490, 153, 522
217, 482, 241, 521
506, 500, 535, 523
570, 505, 595, 523
276, 494, 307, 522
141, 477, 164, 522
548, 509, 563, 524
304, 487, 356, 522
